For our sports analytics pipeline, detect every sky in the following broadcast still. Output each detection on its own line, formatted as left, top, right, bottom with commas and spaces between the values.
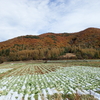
0, 0, 100, 42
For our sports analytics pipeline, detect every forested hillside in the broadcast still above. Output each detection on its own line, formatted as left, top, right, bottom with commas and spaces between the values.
0, 27, 100, 61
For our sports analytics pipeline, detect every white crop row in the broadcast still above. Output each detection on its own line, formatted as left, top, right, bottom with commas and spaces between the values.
0, 66, 100, 100
0, 68, 13, 74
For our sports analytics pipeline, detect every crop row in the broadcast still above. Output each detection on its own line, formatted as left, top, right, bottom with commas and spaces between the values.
0, 65, 100, 100
1, 63, 64, 77
0, 68, 13, 74
0, 63, 20, 69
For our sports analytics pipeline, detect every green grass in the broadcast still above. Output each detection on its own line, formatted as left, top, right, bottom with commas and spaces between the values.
66, 61, 100, 67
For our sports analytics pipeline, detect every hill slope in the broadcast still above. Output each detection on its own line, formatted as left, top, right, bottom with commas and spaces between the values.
0, 27, 100, 61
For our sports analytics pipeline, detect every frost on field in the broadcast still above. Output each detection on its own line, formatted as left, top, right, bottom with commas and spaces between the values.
0, 64, 100, 100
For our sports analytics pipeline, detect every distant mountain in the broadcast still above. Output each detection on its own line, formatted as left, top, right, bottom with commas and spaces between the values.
0, 27, 100, 61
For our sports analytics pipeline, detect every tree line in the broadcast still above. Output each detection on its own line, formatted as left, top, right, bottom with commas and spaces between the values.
0, 45, 100, 62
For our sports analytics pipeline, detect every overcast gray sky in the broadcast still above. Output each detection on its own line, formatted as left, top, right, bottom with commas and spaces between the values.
0, 0, 100, 41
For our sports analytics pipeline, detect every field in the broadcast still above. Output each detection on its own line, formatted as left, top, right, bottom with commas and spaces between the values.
0, 60, 100, 100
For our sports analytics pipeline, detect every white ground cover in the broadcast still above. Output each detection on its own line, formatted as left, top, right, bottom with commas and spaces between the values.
0, 66, 100, 100
0, 68, 13, 74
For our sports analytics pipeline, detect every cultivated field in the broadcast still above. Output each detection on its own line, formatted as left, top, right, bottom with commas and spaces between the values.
0, 60, 100, 100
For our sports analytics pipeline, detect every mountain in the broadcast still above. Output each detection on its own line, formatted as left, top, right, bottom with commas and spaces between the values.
0, 27, 100, 61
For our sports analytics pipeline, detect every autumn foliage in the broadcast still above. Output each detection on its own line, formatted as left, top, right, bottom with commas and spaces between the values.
0, 27, 100, 61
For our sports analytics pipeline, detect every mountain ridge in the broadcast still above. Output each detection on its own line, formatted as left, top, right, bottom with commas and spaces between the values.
0, 27, 100, 43
0, 27, 100, 61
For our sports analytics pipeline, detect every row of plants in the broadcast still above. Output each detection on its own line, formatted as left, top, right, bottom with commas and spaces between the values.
0, 68, 13, 74
0, 64, 100, 99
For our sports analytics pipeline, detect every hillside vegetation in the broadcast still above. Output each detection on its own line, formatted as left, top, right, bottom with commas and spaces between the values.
0, 27, 100, 61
